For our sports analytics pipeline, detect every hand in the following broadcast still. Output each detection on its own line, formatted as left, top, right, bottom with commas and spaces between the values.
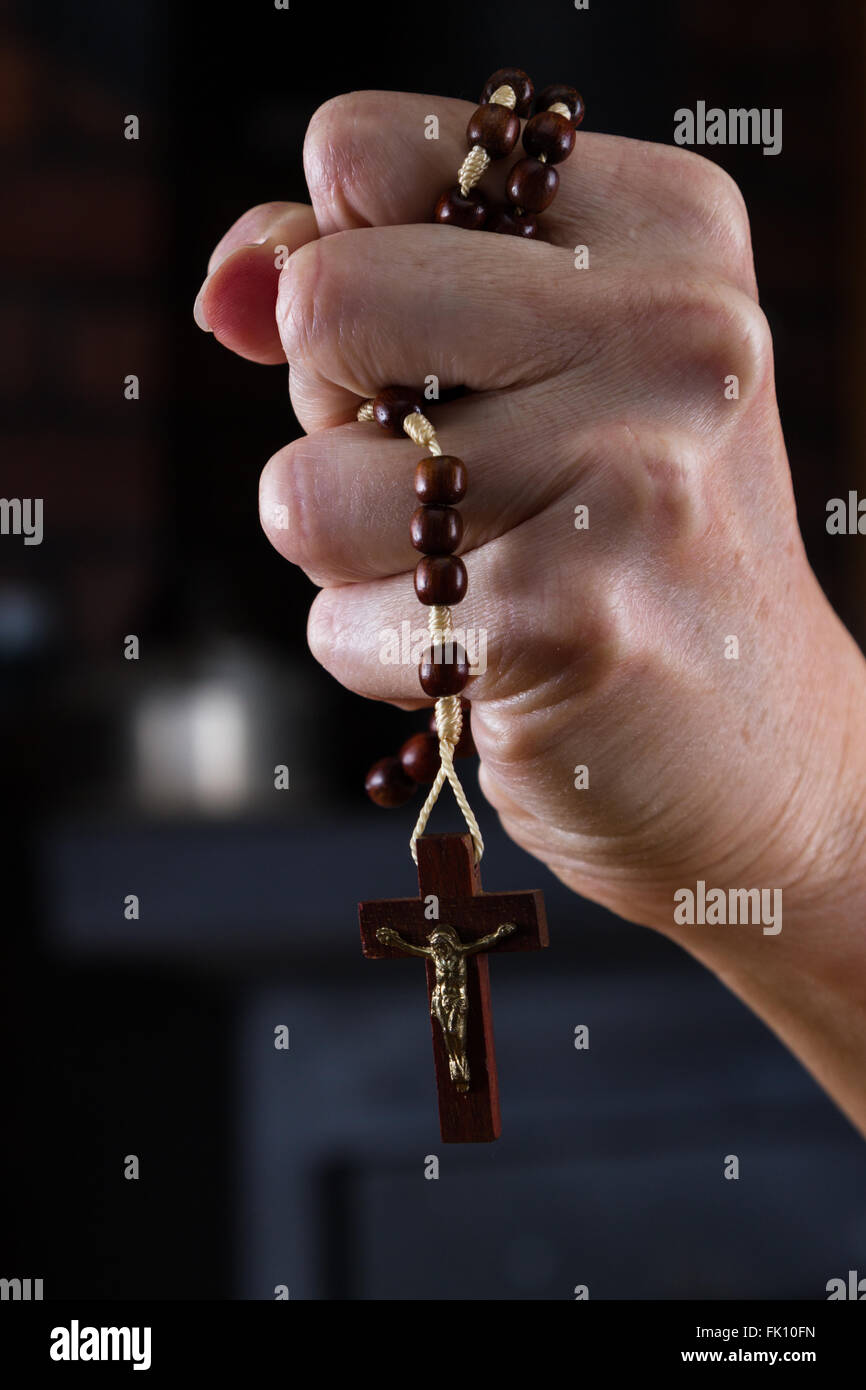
376, 927, 398, 947
197, 91, 866, 1134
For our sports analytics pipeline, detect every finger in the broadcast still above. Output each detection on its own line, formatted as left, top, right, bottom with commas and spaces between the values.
277, 223, 576, 432
194, 202, 318, 363
277, 221, 760, 437
305, 91, 756, 291
259, 391, 706, 588
304, 505, 617, 710
206, 201, 303, 275
259, 387, 568, 584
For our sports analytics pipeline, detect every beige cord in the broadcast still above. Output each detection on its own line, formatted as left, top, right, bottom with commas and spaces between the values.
403, 410, 442, 454
455, 82, 516, 200
351, 87, 532, 863
490, 84, 517, 110
458, 145, 491, 197
357, 400, 485, 864
353, 89, 572, 861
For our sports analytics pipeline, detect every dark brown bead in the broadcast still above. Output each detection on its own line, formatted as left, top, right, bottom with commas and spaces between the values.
414, 555, 468, 605
410, 504, 463, 555
433, 186, 488, 231
399, 732, 441, 784
486, 207, 538, 238
372, 386, 424, 435
419, 643, 470, 698
466, 103, 521, 158
523, 111, 576, 164
365, 756, 417, 808
506, 157, 559, 213
535, 84, 585, 128
414, 455, 467, 505
481, 67, 534, 117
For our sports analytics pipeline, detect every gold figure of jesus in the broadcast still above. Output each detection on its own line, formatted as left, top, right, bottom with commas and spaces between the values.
376, 921, 517, 1092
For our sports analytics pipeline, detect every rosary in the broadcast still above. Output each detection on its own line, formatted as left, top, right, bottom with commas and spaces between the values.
354, 67, 584, 1142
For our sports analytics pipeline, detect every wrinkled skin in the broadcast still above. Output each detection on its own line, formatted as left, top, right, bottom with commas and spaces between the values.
195, 92, 866, 1136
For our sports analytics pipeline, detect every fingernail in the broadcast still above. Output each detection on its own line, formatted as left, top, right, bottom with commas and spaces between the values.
193, 281, 212, 332
208, 233, 269, 278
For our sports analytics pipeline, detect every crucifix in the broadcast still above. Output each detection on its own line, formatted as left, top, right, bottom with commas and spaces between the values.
359, 832, 548, 1142
352, 65, 581, 1141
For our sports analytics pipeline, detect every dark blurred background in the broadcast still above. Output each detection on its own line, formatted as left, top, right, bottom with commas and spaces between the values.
2, 0, 865, 1300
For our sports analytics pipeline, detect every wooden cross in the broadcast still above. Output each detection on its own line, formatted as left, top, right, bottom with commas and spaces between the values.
358, 832, 548, 1143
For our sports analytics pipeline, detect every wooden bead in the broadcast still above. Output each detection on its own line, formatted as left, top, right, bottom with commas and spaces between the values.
414, 455, 467, 505
414, 555, 468, 605
365, 756, 417, 807
486, 207, 538, 238
536, 84, 585, 128
410, 504, 463, 555
373, 386, 423, 435
434, 186, 488, 231
399, 732, 441, 784
466, 104, 521, 158
506, 158, 559, 213
481, 67, 534, 117
419, 643, 470, 698
523, 111, 575, 164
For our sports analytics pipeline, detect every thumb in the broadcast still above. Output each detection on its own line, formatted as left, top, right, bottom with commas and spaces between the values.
194, 202, 319, 364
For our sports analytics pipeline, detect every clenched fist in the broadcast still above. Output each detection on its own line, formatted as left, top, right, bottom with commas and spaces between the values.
195, 91, 866, 1135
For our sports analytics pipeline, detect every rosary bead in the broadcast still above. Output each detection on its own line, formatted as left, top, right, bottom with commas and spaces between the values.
419, 643, 470, 698
410, 504, 463, 555
535, 83, 585, 128
434, 186, 489, 230
414, 555, 468, 605
399, 731, 441, 784
523, 110, 576, 164
506, 157, 559, 213
486, 207, 538, 238
414, 455, 467, 505
466, 103, 521, 158
365, 755, 417, 807
481, 67, 534, 116
373, 386, 424, 435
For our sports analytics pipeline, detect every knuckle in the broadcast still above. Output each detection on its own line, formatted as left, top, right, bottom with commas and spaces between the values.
647, 146, 754, 276
685, 153, 751, 242
306, 592, 375, 698
684, 281, 772, 405
642, 277, 773, 410
576, 422, 709, 548
479, 587, 624, 748
259, 441, 328, 577
276, 231, 366, 386
631, 444, 707, 545
275, 238, 324, 367
303, 91, 380, 228
306, 590, 337, 670
304, 592, 332, 667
